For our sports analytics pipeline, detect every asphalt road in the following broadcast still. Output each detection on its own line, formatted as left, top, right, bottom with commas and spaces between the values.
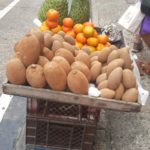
0, 0, 42, 91
0, 0, 42, 150
91, 1, 150, 150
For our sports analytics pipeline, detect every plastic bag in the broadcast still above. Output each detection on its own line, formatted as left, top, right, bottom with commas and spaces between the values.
118, 1, 145, 33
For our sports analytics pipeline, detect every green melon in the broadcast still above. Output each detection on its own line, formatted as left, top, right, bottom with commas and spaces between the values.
69, 0, 90, 24
38, 0, 68, 25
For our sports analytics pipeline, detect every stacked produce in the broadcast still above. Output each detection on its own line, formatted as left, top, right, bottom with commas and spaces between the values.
38, 0, 90, 24
62, 18, 74, 33
39, 9, 110, 53
38, 0, 68, 24
45, 9, 59, 29
6, 8, 138, 103
6, 26, 138, 103
94, 47, 138, 102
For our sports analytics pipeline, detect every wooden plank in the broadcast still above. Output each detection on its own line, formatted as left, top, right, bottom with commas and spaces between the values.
2, 83, 141, 112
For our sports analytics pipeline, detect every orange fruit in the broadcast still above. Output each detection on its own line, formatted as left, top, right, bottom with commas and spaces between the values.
87, 37, 98, 47
96, 43, 105, 50
93, 30, 98, 37
83, 26, 94, 38
46, 20, 58, 29
39, 26, 49, 32
42, 21, 48, 27
87, 46, 96, 53
105, 42, 111, 47
46, 9, 59, 21
63, 18, 74, 28
51, 25, 62, 33
76, 33, 87, 44
73, 24, 84, 34
66, 30, 76, 38
98, 34, 108, 44
75, 41, 83, 49
62, 25, 72, 33
83, 22, 94, 27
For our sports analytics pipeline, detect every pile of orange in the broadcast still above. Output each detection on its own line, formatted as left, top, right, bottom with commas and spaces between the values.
39, 9, 111, 53
74, 23, 110, 52
39, 9, 61, 33
62, 18, 74, 36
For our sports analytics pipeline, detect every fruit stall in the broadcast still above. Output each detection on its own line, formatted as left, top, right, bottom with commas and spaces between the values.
2, 0, 149, 150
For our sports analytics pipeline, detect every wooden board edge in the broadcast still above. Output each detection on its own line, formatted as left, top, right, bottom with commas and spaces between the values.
2, 83, 141, 112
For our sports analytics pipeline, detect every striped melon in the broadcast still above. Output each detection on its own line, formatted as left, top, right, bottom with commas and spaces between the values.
38, 0, 68, 24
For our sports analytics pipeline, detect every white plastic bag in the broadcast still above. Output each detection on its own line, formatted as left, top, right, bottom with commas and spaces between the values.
118, 2, 145, 33
130, 53, 149, 106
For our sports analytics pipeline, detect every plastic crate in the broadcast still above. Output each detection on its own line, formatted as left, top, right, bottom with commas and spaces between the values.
26, 116, 96, 150
27, 98, 100, 124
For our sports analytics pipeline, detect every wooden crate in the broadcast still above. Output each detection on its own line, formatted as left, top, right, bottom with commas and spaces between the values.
26, 116, 96, 150
27, 98, 100, 124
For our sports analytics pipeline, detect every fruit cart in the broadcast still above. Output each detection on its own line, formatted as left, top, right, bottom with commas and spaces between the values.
2, 66, 148, 150
1, 80, 142, 150
2, 2, 149, 148
3, 27, 147, 112
2, 27, 149, 150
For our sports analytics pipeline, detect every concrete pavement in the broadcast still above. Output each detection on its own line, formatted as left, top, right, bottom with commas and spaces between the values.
91, 0, 150, 150
0, 0, 42, 92
0, 97, 26, 150
0, 0, 150, 150
0, 0, 42, 150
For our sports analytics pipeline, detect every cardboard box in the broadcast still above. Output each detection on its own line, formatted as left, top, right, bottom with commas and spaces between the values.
118, 2, 144, 33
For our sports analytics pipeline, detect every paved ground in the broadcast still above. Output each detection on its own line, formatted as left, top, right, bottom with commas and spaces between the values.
0, 0, 150, 150
91, 0, 150, 150
0, 0, 42, 150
